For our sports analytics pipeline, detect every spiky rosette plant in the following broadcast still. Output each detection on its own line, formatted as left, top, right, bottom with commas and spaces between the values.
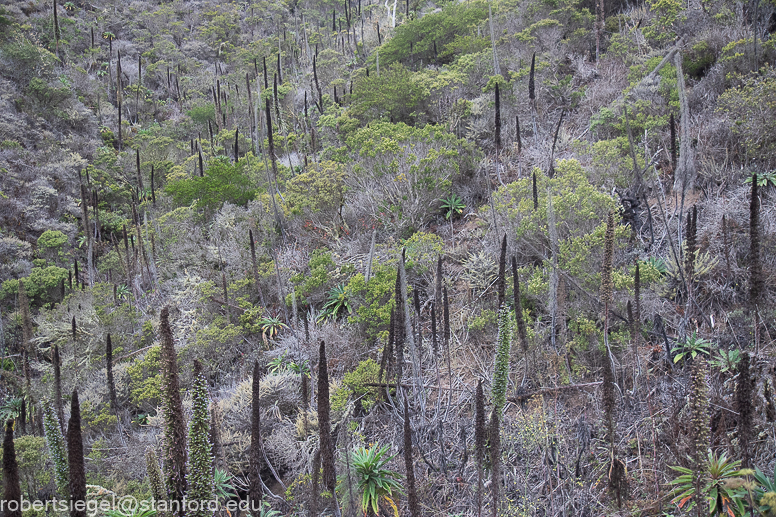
146, 447, 166, 514
491, 306, 513, 415
185, 361, 214, 517
43, 402, 69, 498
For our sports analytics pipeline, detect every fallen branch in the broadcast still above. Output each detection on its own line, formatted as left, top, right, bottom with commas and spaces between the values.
509, 381, 603, 403
209, 295, 246, 313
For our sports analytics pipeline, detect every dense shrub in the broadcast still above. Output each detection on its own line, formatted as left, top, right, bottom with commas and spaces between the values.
165, 156, 258, 213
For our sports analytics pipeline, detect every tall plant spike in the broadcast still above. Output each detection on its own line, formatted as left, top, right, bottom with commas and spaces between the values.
248, 361, 263, 508
670, 113, 677, 173
67, 390, 87, 517
317, 341, 336, 493
489, 409, 501, 517
393, 271, 405, 386
511, 257, 528, 352
18, 280, 32, 355
248, 230, 266, 308
475, 380, 485, 517
106, 334, 117, 410
690, 358, 709, 516
494, 82, 501, 150
749, 173, 763, 309
3, 419, 21, 517
497, 234, 506, 309
735, 353, 753, 467
403, 396, 419, 517
53, 344, 64, 430
160, 306, 187, 514
399, 250, 421, 396
43, 402, 69, 498
186, 361, 214, 517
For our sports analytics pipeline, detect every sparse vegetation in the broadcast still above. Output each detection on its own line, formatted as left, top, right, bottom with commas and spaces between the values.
0, 0, 773, 515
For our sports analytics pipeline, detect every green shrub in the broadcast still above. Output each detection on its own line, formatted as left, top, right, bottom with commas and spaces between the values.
2, 266, 69, 302
0, 436, 52, 498
27, 77, 70, 108
378, 1, 489, 66
187, 104, 216, 126
349, 63, 427, 125
718, 65, 776, 166
37, 230, 68, 249
165, 156, 258, 213
127, 346, 162, 411
346, 264, 397, 342
331, 359, 381, 412
290, 249, 336, 308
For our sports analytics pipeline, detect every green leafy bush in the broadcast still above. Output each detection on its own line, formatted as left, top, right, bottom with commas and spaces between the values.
378, 1, 488, 66
165, 156, 258, 213
37, 230, 68, 249
27, 77, 70, 108
349, 63, 427, 125
1, 266, 69, 302
718, 66, 776, 167
346, 264, 397, 342
341, 122, 478, 234
492, 160, 624, 292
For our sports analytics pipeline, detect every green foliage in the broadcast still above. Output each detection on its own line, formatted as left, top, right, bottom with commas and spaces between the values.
290, 249, 336, 307
683, 40, 717, 79
643, 0, 683, 43
378, 1, 489, 66
709, 348, 742, 374
212, 469, 234, 501
187, 104, 216, 126
754, 468, 776, 515
440, 193, 466, 219
0, 397, 24, 422
401, 231, 444, 276
492, 307, 513, 415
342, 122, 477, 233
346, 264, 397, 342
332, 359, 381, 412
259, 315, 287, 339
744, 171, 776, 187
0, 435, 52, 498
186, 370, 214, 517
669, 451, 746, 516
0, 37, 58, 83
492, 160, 622, 292
267, 352, 309, 376
717, 66, 776, 166
1, 265, 69, 303
318, 284, 352, 321
37, 230, 68, 250
672, 332, 713, 363
43, 402, 69, 498
349, 63, 427, 124
284, 161, 345, 216
467, 308, 497, 337
127, 346, 162, 411
27, 77, 70, 108
351, 444, 403, 516
165, 157, 258, 213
